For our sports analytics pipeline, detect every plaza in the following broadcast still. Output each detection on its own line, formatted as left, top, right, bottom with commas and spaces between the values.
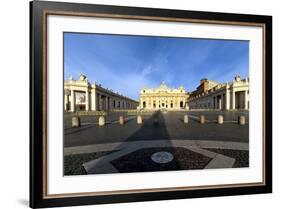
61, 31, 252, 175
64, 110, 249, 175
63, 73, 250, 175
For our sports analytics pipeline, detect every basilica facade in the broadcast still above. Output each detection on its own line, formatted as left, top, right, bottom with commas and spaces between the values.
64, 74, 138, 112
139, 82, 189, 110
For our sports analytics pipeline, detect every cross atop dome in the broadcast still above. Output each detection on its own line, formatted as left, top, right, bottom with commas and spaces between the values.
159, 81, 168, 89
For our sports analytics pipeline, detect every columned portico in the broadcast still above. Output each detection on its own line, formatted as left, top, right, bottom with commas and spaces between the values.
187, 76, 249, 111
64, 74, 138, 112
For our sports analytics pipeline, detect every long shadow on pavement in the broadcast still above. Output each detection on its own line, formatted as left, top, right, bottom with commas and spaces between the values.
79, 111, 211, 175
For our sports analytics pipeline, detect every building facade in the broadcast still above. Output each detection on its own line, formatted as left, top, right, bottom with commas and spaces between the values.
64, 74, 139, 112
139, 82, 189, 110
187, 76, 249, 110
190, 79, 220, 98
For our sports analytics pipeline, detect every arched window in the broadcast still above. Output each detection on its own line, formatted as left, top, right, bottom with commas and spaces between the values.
143, 101, 146, 108
180, 101, 184, 108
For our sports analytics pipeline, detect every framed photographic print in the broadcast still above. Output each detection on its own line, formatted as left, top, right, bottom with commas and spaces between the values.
30, 0, 272, 208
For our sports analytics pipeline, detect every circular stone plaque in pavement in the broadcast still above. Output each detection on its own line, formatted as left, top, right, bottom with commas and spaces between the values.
151, 151, 174, 164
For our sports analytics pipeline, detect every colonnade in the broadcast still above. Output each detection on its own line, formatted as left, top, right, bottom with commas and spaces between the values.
189, 90, 249, 110
64, 89, 138, 112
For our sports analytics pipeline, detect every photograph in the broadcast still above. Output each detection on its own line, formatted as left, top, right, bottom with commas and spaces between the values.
63, 32, 250, 175
29, 1, 272, 207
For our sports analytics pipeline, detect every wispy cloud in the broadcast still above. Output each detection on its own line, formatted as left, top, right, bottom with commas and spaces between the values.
64, 33, 249, 99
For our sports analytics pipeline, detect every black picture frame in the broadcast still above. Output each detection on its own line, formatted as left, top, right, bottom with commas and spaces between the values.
30, 0, 272, 208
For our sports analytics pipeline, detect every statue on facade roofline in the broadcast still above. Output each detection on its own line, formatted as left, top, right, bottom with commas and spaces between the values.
234, 75, 241, 82
79, 73, 87, 81
179, 85, 184, 90
159, 81, 168, 89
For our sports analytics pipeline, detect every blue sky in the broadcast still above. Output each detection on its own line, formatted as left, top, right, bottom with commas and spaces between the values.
64, 32, 249, 100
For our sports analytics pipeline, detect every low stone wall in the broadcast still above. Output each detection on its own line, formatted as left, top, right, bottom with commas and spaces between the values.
73, 111, 107, 116
112, 109, 137, 112
128, 110, 155, 116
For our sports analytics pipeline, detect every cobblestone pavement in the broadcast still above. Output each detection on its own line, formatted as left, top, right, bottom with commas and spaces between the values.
64, 110, 249, 147
111, 147, 212, 173
65, 140, 249, 175
64, 110, 249, 175
64, 151, 114, 175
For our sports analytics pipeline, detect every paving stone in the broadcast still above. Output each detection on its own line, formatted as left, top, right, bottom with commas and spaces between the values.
111, 147, 212, 173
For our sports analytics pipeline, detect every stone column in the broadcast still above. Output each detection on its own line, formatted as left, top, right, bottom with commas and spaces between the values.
70, 90, 75, 112
232, 91, 236, 110
221, 95, 223, 110
226, 88, 230, 110
91, 89, 96, 111
244, 91, 248, 110
215, 96, 217, 110
108, 98, 110, 110
113, 98, 116, 109
64, 93, 69, 111
218, 96, 222, 110
103, 96, 107, 111
108, 97, 111, 111
85, 89, 89, 111
99, 94, 103, 110
96, 93, 100, 111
